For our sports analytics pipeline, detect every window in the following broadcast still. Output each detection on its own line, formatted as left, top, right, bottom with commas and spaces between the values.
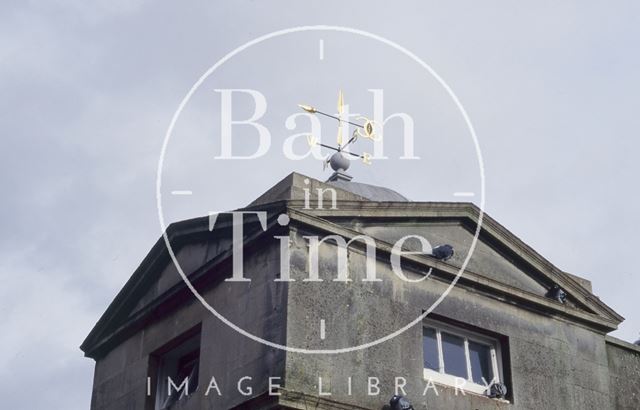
153, 328, 201, 410
423, 320, 504, 396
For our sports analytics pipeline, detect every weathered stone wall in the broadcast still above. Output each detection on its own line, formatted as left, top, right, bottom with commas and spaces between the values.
606, 337, 640, 410
89, 239, 288, 410
283, 227, 613, 410
87, 210, 631, 410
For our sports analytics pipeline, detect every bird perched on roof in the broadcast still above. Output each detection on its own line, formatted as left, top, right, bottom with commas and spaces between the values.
432, 244, 454, 261
547, 284, 567, 304
389, 395, 414, 410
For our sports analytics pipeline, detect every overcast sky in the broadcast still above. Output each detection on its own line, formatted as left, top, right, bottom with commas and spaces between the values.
2, 1, 640, 409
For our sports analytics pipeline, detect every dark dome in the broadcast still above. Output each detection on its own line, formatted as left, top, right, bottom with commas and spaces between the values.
328, 180, 408, 202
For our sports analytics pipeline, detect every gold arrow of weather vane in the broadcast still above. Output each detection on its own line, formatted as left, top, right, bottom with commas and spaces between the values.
299, 90, 381, 170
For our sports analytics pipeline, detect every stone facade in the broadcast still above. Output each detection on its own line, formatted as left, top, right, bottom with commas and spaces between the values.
81, 173, 640, 409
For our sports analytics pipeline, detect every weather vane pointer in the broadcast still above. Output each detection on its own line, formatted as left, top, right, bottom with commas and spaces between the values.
298, 90, 381, 172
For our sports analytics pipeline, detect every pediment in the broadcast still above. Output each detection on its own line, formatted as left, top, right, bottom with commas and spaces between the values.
128, 237, 231, 315
80, 210, 283, 358
284, 201, 623, 329
82, 175, 623, 359
346, 219, 550, 297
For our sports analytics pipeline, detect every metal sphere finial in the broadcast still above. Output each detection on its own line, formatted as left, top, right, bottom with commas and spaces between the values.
329, 152, 350, 172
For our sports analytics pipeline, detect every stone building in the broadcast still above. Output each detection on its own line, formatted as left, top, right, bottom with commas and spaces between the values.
81, 172, 640, 409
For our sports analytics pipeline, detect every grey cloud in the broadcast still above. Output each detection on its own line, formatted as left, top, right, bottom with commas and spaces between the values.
1, 1, 639, 409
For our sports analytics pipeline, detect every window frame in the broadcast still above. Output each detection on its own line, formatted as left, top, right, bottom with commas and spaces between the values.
148, 325, 202, 410
423, 319, 504, 396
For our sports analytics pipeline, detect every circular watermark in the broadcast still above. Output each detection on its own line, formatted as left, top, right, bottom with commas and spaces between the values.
156, 25, 485, 354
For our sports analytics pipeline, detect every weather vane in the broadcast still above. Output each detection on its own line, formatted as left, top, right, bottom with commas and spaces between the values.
298, 90, 381, 174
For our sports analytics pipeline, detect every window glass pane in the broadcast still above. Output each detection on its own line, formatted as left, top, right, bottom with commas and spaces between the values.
422, 328, 439, 371
468, 340, 493, 384
441, 332, 467, 379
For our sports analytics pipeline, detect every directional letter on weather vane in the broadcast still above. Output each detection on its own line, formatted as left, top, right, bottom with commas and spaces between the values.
299, 90, 381, 171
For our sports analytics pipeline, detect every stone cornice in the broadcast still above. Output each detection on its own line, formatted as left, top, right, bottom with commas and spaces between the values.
81, 199, 623, 358
285, 205, 621, 331
285, 200, 623, 324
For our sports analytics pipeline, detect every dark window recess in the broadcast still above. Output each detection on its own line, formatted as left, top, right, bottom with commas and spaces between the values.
421, 318, 510, 399
154, 331, 201, 410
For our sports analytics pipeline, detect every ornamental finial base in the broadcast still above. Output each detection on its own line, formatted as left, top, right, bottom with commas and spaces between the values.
326, 171, 353, 182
